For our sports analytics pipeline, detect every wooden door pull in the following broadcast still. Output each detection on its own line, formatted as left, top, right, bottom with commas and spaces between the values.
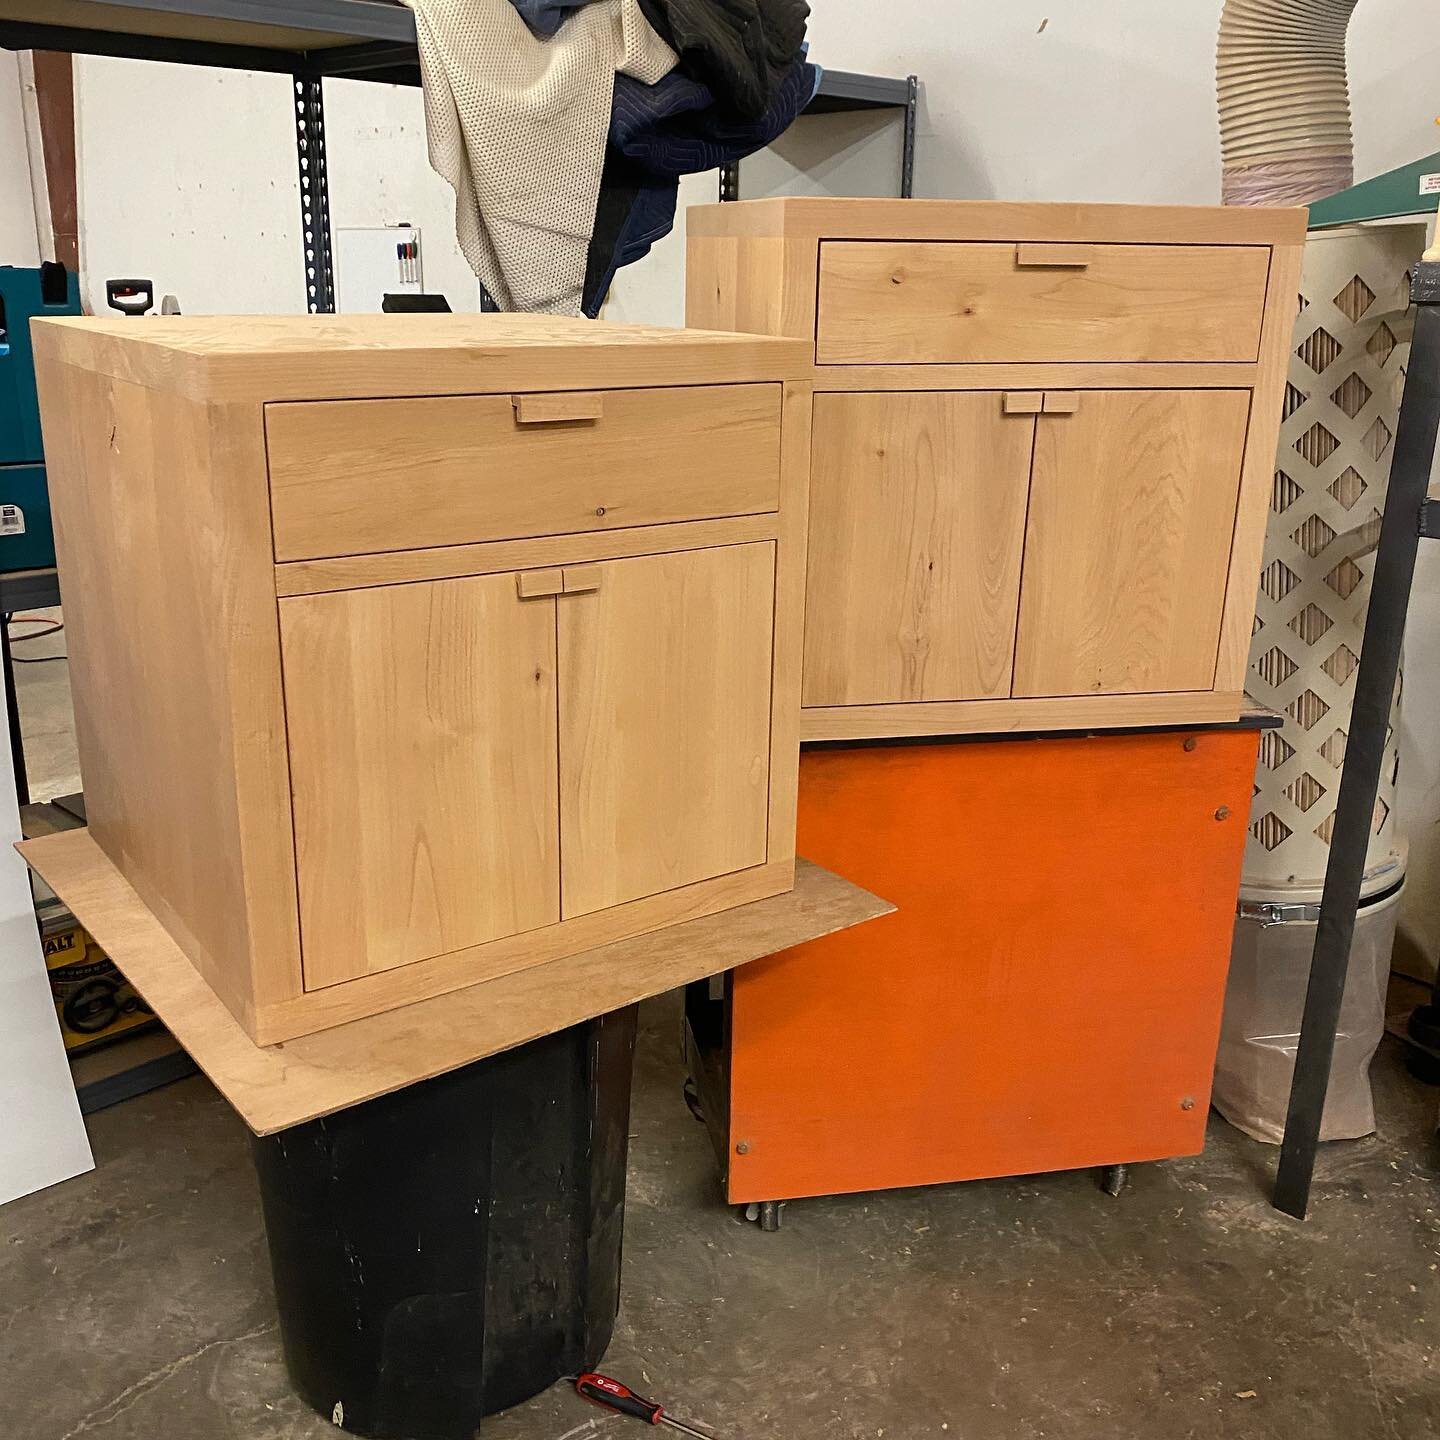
1003, 392, 1044, 415
1015, 243, 1092, 269
562, 566, 602, 595
512, 392, 604, 424
1042, 392, 1080, 414
516, 569, 565, 599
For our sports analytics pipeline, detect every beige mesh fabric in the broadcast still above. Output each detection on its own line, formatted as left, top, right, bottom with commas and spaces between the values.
405, 0, 676, 314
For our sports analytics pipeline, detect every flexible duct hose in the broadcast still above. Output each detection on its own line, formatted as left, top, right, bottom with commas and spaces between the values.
1218, 0, 1358, 206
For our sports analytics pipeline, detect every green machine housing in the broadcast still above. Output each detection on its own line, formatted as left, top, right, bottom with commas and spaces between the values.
1, 264, 83, 573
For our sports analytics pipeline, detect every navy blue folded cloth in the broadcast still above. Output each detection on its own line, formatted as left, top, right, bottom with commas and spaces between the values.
507, 0, 598, 37
583, 56, 820, 315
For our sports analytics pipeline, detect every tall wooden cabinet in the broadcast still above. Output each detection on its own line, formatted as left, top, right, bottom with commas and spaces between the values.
33, 317, 811, 1045
688, 200, 1307, 740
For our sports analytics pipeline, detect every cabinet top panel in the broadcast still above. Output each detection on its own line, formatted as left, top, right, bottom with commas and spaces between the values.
32, 314, 811, 404
687, 197, 1307, 247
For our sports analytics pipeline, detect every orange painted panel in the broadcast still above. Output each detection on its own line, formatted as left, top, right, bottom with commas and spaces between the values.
727, 730, 1259, 1203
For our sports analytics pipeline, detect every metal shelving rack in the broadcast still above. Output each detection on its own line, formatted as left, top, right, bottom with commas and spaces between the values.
0, 1, 921, 312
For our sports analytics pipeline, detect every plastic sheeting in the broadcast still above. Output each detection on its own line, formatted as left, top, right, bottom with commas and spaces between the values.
1213, 885, 1402, 1144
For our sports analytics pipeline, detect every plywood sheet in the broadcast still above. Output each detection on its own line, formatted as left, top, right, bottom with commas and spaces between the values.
18, 829, 891, 1135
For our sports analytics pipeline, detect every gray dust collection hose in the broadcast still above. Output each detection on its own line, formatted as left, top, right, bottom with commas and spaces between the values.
1218, 0, 1359, 206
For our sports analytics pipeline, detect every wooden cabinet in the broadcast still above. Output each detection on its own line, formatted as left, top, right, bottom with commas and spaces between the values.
32, 317, 811, 1044
688, 199, 1306, 740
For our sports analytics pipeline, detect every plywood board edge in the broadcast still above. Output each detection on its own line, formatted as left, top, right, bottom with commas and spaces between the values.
17, 831, 892, 1135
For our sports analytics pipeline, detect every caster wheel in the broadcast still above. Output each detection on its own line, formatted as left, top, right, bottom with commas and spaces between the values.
1098, 1163, 1129, 1198
740, 1200, 786, 1231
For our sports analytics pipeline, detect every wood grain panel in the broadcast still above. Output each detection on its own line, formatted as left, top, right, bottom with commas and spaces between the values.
558, 545, 776, 918
804, 392, 1034, 706
274, 514, 779, 597
34, 361, 301, 1032
266, 384, 782, 561
279, 574, 560, 988
686, 198, 1307, 247
1013, 390, 1252, 698
816, 242, 1271, 365
800, 692, 1244, 741
18, 830, 890, 1134
1213, 237, 1307, 692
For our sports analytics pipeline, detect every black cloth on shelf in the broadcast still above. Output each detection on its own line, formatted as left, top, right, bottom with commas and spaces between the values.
583, 56, 819, 316
636, 0, 810, 120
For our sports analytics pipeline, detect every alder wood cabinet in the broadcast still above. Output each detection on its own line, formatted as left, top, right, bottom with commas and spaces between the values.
33, 316, 812, 1044
687, 199, 1307, 741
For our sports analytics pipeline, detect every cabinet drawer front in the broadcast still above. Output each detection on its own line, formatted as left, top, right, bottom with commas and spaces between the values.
558, 543, 775, 918
280, 573, 561, 989
816, 242, 1271, 365
266, 384, 783, 562
1013, 389, 1252, 698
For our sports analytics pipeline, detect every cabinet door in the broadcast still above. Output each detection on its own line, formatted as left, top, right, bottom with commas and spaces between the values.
1012, 390, 1251, 698
558, 544, 775, 918
280, 573, 560, 989
804, 392, 1035, 706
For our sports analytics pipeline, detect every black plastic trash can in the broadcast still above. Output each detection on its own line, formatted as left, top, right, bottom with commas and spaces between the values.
250, 1006, 638, 1439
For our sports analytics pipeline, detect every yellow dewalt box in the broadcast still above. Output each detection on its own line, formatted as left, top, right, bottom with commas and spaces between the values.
42, 912, 156, 1054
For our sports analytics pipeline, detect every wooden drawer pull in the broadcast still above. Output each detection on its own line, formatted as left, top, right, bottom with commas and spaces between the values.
562, 566, 602, 595
1003, 392, 1044, 415
1015, 243, 1092, 269
516, 568, 565, 599
511, 392, 604, 425
1043, 392, 1080, 414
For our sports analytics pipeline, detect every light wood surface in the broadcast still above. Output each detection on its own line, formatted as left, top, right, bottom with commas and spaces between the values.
558, 545, 775, 917
33, 314, 811, 403
799, 692, 1245, 741
804, 392, 1034, 706
684, 199, 1302, 742
266, 384, 782, 561
1213, 235, 1307, 694
34, 360, 303, 1029
17, 829, 891, 1135
511, 390, 604, 423
274, 514, 778, 597
35, 317, 809, 1043
279, 573, 561, 988
816, 242, 1271, 365
1012, 390, 1252, 697
686, 197, 1307, 247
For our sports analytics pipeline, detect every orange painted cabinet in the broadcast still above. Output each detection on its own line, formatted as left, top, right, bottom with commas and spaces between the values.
685, 721, 1268, 1206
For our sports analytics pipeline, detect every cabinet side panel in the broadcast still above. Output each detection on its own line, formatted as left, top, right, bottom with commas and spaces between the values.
686, 235, 814, 341
1213, 241, 1306, 693
35, 361, 301, 1030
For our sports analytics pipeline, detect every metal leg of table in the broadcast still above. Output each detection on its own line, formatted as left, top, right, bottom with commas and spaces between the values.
1273, 262, 1440, 1219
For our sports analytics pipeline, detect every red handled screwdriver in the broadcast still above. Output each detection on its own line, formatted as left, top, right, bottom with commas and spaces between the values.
574, 1372, 715, 1438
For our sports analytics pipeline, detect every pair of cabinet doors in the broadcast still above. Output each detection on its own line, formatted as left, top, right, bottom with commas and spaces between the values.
803, 388, 1252, 708
278, 542, 777, 991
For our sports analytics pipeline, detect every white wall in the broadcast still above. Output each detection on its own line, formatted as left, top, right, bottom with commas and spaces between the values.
0, 52, 39, 269
15, 0, 1440, 973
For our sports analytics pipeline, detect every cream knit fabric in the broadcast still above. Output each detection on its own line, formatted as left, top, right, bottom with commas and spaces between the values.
405, 0, 676, 314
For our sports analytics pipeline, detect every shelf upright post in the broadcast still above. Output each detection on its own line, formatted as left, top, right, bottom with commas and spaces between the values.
292, 70, 336, 314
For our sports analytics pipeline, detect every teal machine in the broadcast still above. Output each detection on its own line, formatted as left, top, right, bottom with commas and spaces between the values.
0, 264, 82, 574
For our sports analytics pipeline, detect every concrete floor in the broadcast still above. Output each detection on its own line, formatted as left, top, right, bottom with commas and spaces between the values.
2, 995, 1438, 1440
7, 623, 1440, 1439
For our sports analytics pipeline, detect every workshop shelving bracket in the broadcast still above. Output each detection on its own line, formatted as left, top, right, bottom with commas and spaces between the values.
1, 1, 921, 311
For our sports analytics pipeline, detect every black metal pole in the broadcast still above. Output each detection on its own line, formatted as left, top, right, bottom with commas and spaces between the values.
293, 73, 336, 314
1273, 261, 1440, 1218
2, 615, 29, 807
